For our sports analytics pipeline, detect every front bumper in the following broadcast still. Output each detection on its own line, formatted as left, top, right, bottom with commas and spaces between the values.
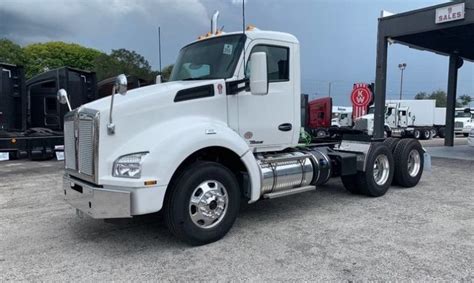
63, 175, 131, 219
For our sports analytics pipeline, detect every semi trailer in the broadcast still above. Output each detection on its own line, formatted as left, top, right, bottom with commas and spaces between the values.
0, 67, 98, 160
59, 15, 428, 245
354, 100, 446, 139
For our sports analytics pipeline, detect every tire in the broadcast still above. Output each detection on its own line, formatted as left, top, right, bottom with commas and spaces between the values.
393, 139, 424, 188
358, 143, 394, 197
316, 129, 327, 138
341, 143, 394, 197
463, 133, 469, 137
438, 127, 446, 138
431, 129, 437, 138
164, 161, 240, 245
383, 137, 400, 153
422, 129, 431, 140
413, 129, 421, 139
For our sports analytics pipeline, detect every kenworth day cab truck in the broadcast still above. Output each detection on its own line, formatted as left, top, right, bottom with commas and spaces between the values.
58, 14, 428, 245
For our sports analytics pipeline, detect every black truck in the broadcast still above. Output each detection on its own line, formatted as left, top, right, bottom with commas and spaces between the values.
0, 65, 97, 160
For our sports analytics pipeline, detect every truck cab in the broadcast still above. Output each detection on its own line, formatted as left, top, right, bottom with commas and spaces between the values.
60, 17, 427, 245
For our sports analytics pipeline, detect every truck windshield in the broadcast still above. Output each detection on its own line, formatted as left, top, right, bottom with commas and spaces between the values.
170, 34, 246, 81
455, 111, 471, 118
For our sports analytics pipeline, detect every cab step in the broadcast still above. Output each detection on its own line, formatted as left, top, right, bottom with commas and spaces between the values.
263, 185, 316, 199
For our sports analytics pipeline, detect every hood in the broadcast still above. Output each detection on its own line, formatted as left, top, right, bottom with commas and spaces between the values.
84, 80, 217, 113
356, 113, 374, 121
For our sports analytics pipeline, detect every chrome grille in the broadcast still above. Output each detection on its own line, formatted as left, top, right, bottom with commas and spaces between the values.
78, 119, 94, 176
455, 121, 464, 129
64, 108, 99, 183
64, 120, 76, 170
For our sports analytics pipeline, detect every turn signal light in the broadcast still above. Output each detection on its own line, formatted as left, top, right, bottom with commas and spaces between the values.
144, 180, 157, 186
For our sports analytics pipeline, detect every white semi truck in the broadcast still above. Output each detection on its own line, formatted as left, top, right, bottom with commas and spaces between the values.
331, 106, 352, 127
58, 15, 427, 245
455, 108, 474, 136
354, 100, 446, 139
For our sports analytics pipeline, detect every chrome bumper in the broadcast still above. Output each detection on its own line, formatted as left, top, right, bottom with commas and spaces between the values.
63, 175, 131, 219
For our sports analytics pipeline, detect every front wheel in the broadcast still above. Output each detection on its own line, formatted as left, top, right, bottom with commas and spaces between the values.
164, 161, 240, 245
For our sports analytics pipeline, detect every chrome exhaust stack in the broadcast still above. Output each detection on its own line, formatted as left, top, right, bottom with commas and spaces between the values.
211, 10, 219, 34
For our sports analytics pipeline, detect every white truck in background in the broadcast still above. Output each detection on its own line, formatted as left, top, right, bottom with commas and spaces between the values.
455, 108, 474, 137
331, 106, 352, 127
57, 12, 427, 245
354, 100, 446, 139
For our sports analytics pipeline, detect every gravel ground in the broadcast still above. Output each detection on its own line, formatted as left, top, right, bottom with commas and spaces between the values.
0, 157, 473, 281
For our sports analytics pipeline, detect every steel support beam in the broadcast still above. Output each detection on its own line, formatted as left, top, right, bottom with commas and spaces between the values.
374, 32, 388, 139
444, 54, 459, 146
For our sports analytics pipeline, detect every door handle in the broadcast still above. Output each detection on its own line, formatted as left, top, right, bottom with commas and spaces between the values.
278, 123, 292, 132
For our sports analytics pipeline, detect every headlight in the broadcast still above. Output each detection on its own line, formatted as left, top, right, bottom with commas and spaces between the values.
113, 152, 148, 178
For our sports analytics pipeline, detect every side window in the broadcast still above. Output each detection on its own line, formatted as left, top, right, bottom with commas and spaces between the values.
246, 45, 289, 82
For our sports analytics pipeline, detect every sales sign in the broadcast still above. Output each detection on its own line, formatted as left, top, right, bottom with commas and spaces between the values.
435, 3, 465, 24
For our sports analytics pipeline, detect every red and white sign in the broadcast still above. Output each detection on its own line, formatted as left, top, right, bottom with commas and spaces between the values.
435, 3, 465, 24
351, 83, 373, 120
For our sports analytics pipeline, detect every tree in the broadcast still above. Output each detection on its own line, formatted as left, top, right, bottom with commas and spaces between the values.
93, 49, 157, 81
429, 90, 447, 107
458, 94, 472, 106
414, 91, 428, 100
160, 64, 174, 81
0, 38, 27, 66
23, 42, 103, 78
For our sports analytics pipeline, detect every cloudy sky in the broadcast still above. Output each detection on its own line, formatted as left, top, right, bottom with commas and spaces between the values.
1, 0, 473, 106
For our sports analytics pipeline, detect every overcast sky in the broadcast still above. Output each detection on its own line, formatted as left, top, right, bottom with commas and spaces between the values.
1, 0, 473, 106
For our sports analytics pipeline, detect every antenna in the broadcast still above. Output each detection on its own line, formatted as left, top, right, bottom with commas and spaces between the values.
242, 0, 246, 77
158, 26, 162, 74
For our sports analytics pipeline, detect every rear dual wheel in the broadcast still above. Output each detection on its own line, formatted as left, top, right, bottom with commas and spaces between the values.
341, 143, 394, 197
393, 139, 424, 187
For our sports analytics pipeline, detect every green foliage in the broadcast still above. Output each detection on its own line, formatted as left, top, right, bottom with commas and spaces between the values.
1, 39, 160, 82
458, 94, 472, 106
0, 38, 27, 66
23, 42, 103, 78
414, 91, 428, 100
415, 90, 447, 107
415, 90, 472, 107
93, 49, 158, 81
160, 64, 174, 81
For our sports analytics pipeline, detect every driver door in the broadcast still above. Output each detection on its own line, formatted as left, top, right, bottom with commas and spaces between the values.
237, 41, 295, 151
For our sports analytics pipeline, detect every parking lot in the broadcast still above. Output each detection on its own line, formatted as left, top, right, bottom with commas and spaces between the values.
0, 141, 473, 281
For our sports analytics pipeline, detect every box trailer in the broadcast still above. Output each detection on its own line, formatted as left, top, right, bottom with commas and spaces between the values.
354, 99, 445, 139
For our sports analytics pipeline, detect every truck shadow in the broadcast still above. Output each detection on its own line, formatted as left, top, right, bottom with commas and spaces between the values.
66, 178, 369, 250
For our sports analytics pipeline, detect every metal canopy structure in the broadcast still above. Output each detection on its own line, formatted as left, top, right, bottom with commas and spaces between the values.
374, 0, 474, 146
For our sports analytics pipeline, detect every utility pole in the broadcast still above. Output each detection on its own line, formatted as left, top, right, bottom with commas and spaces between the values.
158, 26, 162, 74
328, 82, 332, 97
398, 63, 407, 100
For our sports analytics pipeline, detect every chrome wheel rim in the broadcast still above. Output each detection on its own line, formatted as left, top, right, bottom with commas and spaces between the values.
373, 154, 390, 186
407, 149, 421, 177
189, 180, 228, 229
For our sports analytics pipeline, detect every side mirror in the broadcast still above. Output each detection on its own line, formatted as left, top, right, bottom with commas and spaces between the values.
57, 89, 72, 111
249, 52, 268, 95
115, 74, 128, 95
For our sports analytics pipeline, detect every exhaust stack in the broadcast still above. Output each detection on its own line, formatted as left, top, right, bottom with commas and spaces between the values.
211, 10, 219, 34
